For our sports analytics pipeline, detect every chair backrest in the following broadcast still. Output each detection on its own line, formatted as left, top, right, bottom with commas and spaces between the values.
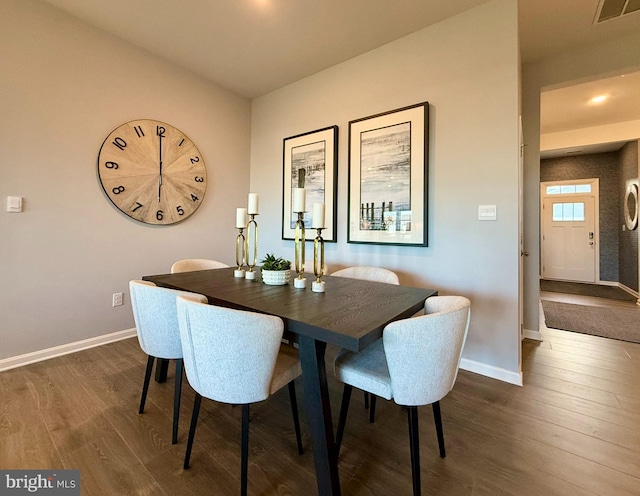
382, 296, 471, 406
303, 259, 329, 276
330, 266, 400, 285
176, 296, 285, 404
129, 280, 207, 359
171, 259, 229, 273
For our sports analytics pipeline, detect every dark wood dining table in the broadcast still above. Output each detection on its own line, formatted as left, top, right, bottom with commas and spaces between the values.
142, 266, 437, 496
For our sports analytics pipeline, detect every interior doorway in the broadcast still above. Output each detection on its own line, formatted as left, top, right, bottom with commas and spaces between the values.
538, 69, 640, 296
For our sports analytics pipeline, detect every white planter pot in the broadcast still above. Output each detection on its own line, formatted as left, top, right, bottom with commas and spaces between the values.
261, 269, 291, 286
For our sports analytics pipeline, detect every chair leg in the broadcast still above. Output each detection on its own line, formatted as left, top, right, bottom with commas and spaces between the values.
241, 404, 250, 496
369, 394, 377, 423
287, 381, 304, 455
407, 406, 421, 496
172, 359, 183, 445
139, 355, 155, 414
183, 393, 202, 470
432, 401, 446, 458
335, 384, 353, 456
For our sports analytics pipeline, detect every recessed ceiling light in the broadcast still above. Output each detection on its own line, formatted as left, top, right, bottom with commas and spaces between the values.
590, 95, 608, 104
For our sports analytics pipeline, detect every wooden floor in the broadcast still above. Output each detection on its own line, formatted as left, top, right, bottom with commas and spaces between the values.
1, 324, 639, 495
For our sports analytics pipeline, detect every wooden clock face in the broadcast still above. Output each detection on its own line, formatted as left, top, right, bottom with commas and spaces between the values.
98, 119, 207, 225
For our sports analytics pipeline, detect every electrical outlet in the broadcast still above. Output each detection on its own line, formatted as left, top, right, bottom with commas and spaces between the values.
112, 292, 123, 307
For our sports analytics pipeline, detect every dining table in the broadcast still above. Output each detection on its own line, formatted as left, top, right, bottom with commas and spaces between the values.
142, 266, 437, 496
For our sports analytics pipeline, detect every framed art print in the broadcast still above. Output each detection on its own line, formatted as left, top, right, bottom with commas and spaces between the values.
347, 102, 428, 246
282, 125, 338, 242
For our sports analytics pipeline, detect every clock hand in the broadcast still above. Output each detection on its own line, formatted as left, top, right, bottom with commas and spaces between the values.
158, 134, 163, 202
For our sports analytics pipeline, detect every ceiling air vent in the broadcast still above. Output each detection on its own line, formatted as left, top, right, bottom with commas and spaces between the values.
594, 0, 640, 23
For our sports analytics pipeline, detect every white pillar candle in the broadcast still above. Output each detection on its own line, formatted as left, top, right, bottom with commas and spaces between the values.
312, 202, 325, 228
236, 207, 247, 228
247, 193, 259, 215
292, 188, 306, 213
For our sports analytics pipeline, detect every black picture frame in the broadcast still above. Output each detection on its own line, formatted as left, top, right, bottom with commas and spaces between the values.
347, 102, 428, 246
282, 125, 338, 242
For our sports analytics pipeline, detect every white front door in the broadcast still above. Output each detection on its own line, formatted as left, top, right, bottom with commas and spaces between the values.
542, 194, 596, 282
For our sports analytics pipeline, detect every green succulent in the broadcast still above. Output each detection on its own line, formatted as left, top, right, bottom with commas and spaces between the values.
260, 253, 291, 271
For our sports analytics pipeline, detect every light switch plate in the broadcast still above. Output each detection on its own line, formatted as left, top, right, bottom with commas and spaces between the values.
478, 204, 497, 221
7, 196, 22, 213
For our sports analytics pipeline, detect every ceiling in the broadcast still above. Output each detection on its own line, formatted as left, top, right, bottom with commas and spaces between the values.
540, 70, 640, 158
38, 0, 640, 157
39, 0, 489, 99
39, 0, 640, 99
541, 71, 640, 135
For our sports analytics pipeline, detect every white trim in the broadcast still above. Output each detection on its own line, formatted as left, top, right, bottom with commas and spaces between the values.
523, 328, 543, 341
542, 278, 638, 298
542, 279, 639, 301
0, 328, 137, 372
618, 282, 639, 299
459, 357, 523, 386
3, 327, 528, 388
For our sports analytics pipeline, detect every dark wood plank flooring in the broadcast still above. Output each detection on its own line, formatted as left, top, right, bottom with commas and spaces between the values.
1, 327, 639, 495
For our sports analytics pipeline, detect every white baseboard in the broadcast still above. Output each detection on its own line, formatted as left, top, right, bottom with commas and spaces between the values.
618, 283, 640, 304
0, 328, 137, 372
523, 328, 543, 341
5, 328, 527, 388
545, 278, 638, 299
459, 357, 523, 386
598, 280, 638, 298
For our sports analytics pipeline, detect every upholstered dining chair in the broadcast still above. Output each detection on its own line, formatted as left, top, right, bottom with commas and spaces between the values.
170, 258, 229, 273
303, 259, 329, 277
330, 266, 400, 285
129, 280, 208, 445
333, 296, 471, 496
176, 295, 303, 496
330, 265, 400, 420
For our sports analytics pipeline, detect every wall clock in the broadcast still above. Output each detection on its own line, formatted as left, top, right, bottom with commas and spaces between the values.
97, 119, 207, 225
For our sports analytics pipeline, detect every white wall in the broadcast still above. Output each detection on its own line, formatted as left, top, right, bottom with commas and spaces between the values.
522, 31, 640, 338
250, 0, 522, 383
0, 0, 251, 360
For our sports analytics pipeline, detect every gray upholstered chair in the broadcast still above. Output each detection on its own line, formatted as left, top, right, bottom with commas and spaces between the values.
330, 266, 400, 285
129, 280, 208, 445
330, 265, 400, 420
170, 258, 229, 273
333, 296, 471, 496
176, 295, 303, 496
302, 259, 329, 277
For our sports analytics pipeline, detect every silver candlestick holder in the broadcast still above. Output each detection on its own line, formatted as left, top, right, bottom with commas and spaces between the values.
293, 211, 307, 289
244, 214, 258, 280
234, 227, 246, 278
312, 227, 325, 293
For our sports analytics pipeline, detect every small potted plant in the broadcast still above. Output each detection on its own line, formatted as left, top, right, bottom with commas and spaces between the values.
260, 253, 292, 285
